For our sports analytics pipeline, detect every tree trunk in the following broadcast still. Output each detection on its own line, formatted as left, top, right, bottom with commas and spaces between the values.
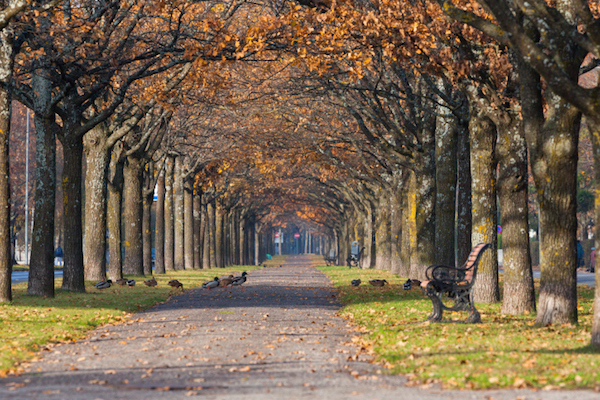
390, 185, 403, 275
215, 203, 223, 268
409, 117, 437, 280
534, 93, 580, 325
60, 135, 85, 292
154, 168, 165, 274
456, 112, 472, 266
164, 157, 174, 271
469, 111, 499, 303
208, 202, 216, 268
193, 187, 202, 269
0, 81, 11, 302
375, 190, 391, 270
173, 157, 184, 270
498, 111, 536, 315
83, 124, 109, 282
399, 184, 411, 277
589, 120, 600, 344
203, 201, 210, 268
435, 100, 457, 267
122, 156, 144, 275
142, 164, 153, 276
107, 145, 124, 281
184, 178, 194, 270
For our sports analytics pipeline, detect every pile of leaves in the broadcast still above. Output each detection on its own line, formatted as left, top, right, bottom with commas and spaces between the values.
319, 265, 600, 390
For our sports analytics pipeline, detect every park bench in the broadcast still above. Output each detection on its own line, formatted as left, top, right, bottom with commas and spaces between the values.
420, 243, 492, 323
346, 241, 365, 268
324, 249, 337, 266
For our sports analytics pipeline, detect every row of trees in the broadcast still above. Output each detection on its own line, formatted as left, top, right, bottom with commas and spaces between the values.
0, 0, 600, 347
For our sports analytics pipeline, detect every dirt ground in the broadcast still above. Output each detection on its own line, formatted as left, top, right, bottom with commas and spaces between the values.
1, 255, 598, 399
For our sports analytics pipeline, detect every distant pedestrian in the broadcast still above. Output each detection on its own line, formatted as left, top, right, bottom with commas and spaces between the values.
577, 240, 584, 269
591, 247, 596, 273
55, 246, 64, 267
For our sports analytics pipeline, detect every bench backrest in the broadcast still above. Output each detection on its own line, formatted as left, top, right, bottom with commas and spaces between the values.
461, 243, 492, 283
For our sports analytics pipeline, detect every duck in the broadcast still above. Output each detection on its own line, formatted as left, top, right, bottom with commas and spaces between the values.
231, 272, 247, 287
143, 277, 158, 287
369, 279, 388, 287
168, 279, 184, 292
94, 280, 112, 289
402, 279, 421, 290
126, 279, 136, 287
115, 278, 128, 286
351, 279, 361, 287
202, 277, 220, 289
219, 275, 235, 288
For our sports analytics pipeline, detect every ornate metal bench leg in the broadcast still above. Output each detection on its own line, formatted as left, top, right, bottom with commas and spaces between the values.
426, 292, 443, 322
466, 300, 481, 323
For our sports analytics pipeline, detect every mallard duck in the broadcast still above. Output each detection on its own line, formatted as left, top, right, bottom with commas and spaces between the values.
94, 280, 112, 289
219, 275, 234, 288
351, 279, 361, 287
126, 279, 136, 287
202, 277, 220, 289
231, 272, 247, 287
168, 279, 184, 291
369, 279, 388, 287
143, 277, 157, 287
115, 278, 128, 286
402, 279, 421, 290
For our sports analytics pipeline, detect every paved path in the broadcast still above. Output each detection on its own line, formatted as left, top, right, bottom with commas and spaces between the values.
1, 255, 598, 399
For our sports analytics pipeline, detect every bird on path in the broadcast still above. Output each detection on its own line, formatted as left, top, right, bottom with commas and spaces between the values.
231, 272, 247, 287
369, 279, 388, 287
202, 277, 220, 289
144, 277, 158, 287
219, 275, 234, 289
168, 279, 184, 292
94, 280, 112, 290
351, 279, 361, 287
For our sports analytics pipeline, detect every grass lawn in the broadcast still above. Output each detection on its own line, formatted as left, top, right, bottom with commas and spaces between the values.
0, 265, 263, 377
318, 265, 600, 391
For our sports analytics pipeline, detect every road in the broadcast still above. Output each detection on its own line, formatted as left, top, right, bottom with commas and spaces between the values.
11, 269, 63, 284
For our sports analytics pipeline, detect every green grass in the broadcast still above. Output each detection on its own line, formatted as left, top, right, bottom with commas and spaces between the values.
0, 266, 259, 376
318, 265, 600, 390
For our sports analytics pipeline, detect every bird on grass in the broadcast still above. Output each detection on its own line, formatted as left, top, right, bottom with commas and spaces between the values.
168, 279, 184, 292
127, 279, 136, 287
402, 279, 421, 290
202, 277, 220, 289
369, 279, 388, 287
231, 272, 247, 287
116, 278, 128, 286
144, 277, 158, 287
94, 280, 112, 290
351, 279, 361, 287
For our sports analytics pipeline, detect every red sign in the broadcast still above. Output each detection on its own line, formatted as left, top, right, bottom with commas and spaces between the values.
294, 233, 301, 239
275, 232, 280, 238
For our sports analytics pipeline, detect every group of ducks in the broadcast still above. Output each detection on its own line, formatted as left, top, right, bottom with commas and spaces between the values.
202, 271, 247, 289
350, 279, 388, 287
93, 278, 136, 289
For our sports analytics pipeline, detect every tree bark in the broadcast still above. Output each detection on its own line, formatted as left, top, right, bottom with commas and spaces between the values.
184, 178, 194, 270
154, 168, 165, 274
0, 69, 11, 302
59, 134, 85, 292
456, 111, 472, 266
122, 156, 144, 275
215, 203, 223, 268
164, 157, 174, 271
142, 163, 154, 276
203, 201, 210, 268
193, 186, 202, 269
173, 156, 184, 270
83, 124, 109, 282
390, 184, 403, 275
107, 145, 124, 281
589, 120, 600, 344
469, 110, 499, 303
497, 108, 535, 315
435, 97, 457, 267
375, 190, 391, 270
208, 202, 216, 268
